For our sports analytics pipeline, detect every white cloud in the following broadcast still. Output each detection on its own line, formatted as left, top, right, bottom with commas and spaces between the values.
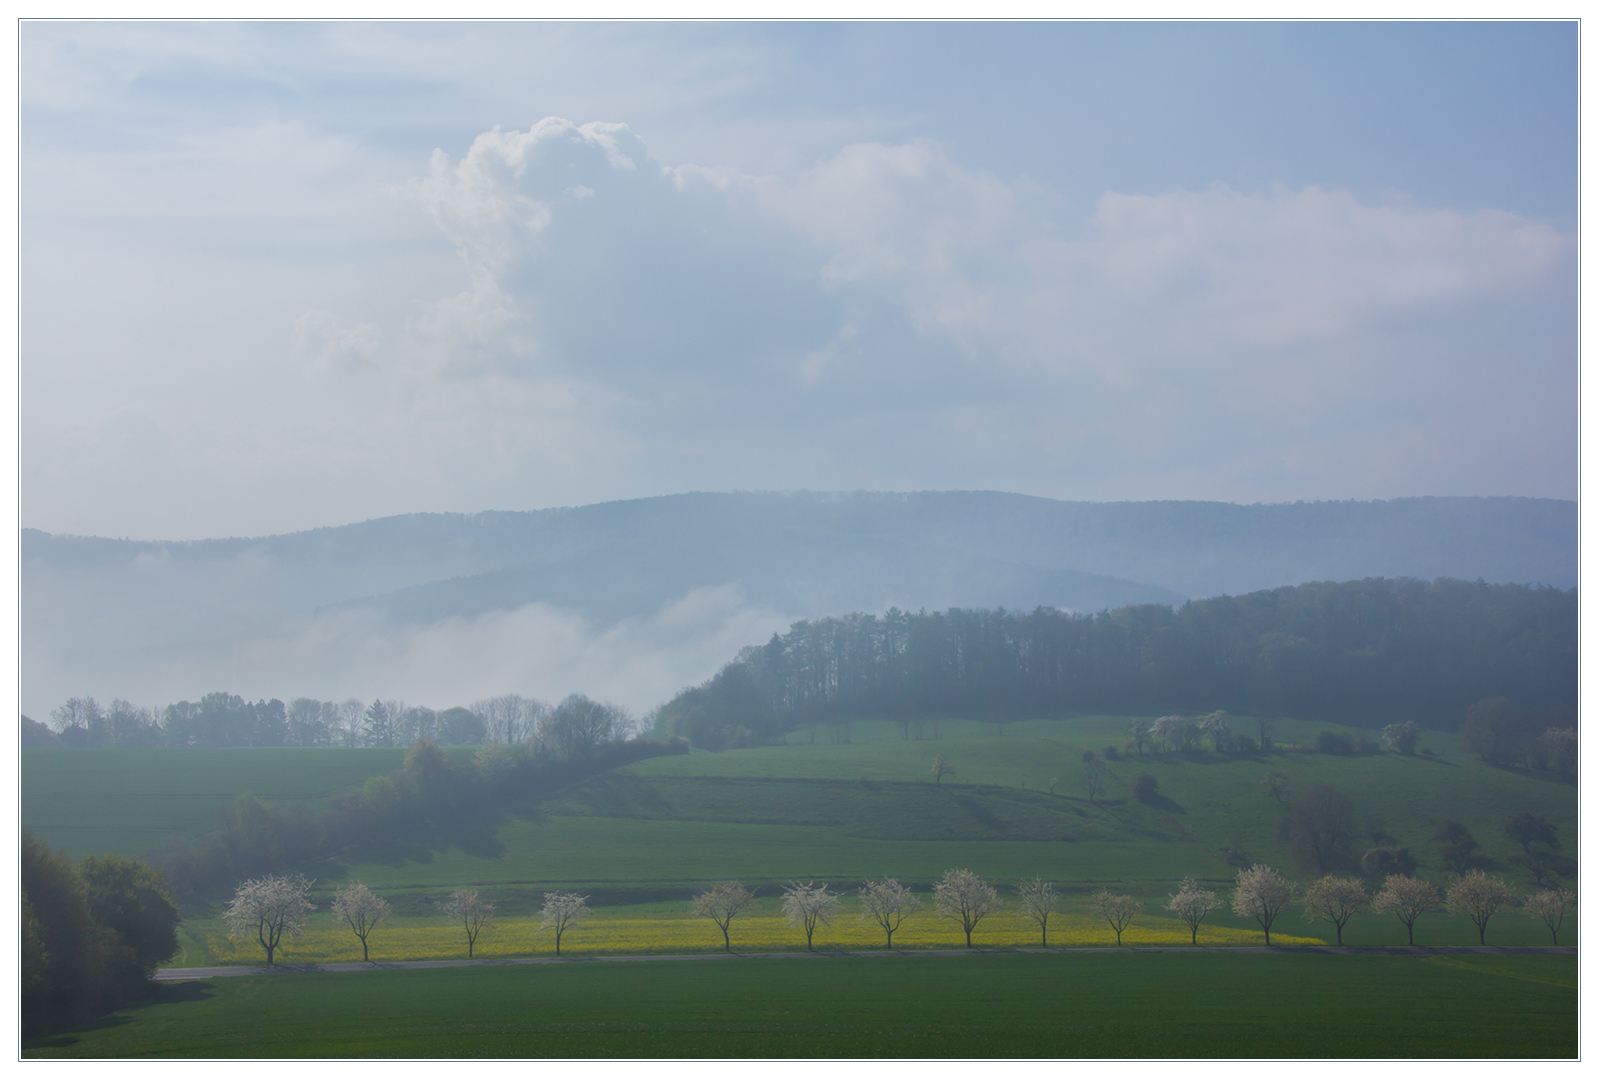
292, 310, 380, 371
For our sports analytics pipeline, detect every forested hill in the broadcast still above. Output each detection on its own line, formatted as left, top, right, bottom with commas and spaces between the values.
654, 578, 1578, 747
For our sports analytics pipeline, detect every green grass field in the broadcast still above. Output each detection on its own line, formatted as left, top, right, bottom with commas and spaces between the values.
21, 747, 462, 860
25, 952, 1578, 1058
23, 715, 1578, 953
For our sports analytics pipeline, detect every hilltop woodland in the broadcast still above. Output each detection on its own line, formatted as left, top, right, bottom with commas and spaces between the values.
652, 577, 1575, 751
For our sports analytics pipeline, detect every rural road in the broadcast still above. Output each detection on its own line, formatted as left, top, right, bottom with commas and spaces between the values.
153, 944, 1576, 980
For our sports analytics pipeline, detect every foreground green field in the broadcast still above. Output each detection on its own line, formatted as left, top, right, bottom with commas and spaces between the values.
27, 952, 1577, 1058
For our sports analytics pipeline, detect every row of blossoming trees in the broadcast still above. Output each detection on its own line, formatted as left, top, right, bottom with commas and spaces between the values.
222, 866, 1576, 966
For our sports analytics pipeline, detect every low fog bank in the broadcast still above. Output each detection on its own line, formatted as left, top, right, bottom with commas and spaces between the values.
21, 583, 791, 721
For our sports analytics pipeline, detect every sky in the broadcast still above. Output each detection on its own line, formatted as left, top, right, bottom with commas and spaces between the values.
19, 20, 1579, 541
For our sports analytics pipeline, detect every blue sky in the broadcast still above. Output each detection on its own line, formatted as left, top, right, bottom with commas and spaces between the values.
20, 21, 1578, 539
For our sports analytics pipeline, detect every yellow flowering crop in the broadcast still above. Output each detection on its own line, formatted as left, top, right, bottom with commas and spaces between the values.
175, 904, 1322, 967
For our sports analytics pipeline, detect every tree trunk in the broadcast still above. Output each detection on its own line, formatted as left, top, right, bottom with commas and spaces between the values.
362, 936, 369, 962
722, 924, 730, 952
1190, 926, 1197, 945
1478, 922, 1487, 945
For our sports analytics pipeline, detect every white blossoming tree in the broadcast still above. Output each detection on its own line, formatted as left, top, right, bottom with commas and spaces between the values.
224, 874, 316, 966
782, 881, 840, 951
1446, 870, 1518, 945
439, 889, 495, 958
858, 878, 921, 949
1231, 864, 1294, 946
934, 868, 1002, 948
1165, 877, 1217, 945
1524, 888, 1575, 945
331, 881, 390, 963
1371, 874, 1439, 945
1015, 876, 1058, 947
538, 891, 590, 956
1301, 875, 1367, 946
692, 881, 754, 952
1094, 889, 1141, 946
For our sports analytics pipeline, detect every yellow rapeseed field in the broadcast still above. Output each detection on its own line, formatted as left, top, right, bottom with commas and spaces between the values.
177, 903, 1324, 967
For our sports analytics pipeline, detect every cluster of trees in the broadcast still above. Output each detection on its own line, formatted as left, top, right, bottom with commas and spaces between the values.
21, 834, 182, 1036
150, 733, 686, 902
29, 691, 637, 751
651, 578, 1576, 750
1459, 697, 1578, 781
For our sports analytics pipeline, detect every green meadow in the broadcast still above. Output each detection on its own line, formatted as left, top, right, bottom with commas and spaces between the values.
24, 952, 1577, 1058
23, 714, 1578, 947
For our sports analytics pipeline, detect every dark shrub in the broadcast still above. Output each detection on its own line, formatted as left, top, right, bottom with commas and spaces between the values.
1235, 734, 1259, 753
1103, 745, 1122, 761
1133, 774, 1159, 804
1315, 730, 1357, 755
1082, 750, 1097, 762
1434, 819, 1481, 873
1362, 846, 1417, 879
1282, 784, 1358, 873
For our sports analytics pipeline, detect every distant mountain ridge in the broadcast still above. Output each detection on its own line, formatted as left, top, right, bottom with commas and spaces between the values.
23, 490, 1577, 610
20, 491, 1575, 720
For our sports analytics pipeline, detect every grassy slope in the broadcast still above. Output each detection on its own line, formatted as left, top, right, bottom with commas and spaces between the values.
20, 747, 472, 860
23, 717, 1576, 950
25, 953, 1577, 1059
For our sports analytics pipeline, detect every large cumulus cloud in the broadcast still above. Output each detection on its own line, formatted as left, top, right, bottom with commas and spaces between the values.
395, 119, 1572, 504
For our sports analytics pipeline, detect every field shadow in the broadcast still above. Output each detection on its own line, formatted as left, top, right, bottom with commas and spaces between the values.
1135, 792, 1186, 814
22, 981, 215, 1052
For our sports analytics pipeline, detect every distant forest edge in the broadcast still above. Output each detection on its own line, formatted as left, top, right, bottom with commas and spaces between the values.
653, 577, 1576, 749
26, 578, 1576, 757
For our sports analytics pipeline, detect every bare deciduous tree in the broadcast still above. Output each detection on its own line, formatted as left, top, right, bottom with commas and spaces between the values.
224, 874, 315, 966
858, 878, 920, 949
1256, 715, 1275, 750
1301, 875, 1367, 946
931, 754, 954, 784
336, 698, 367, 748
692, 881, 754, 952
1166, 877, 1217, 945
1371, 874, 1439, 945
439, 889, 495, 958
331, 881, 390, 962
538, 891, 590, 956
1094, 889, 1141, 945
934, 868, 1002, 947
1084, 759, 1106, 802
471, 694, 547, 745
1015, 876, 1058, 947
781, 881, 840, 951
1262, 771, 1289, 803
1126, 718, 1150, 755
1524, 888, 1575, 945
1446, 870, 1518, 945
1231, 864, 1294, 946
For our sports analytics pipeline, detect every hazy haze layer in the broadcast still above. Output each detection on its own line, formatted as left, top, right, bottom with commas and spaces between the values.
21, 492, 1575, 720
